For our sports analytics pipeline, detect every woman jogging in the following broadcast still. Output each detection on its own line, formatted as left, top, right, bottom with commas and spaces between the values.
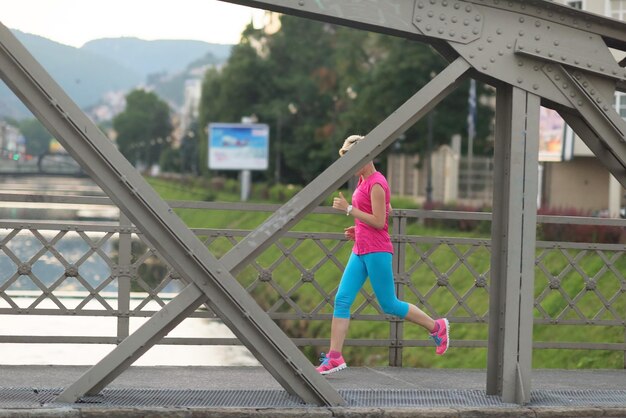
316, 134, 449, 375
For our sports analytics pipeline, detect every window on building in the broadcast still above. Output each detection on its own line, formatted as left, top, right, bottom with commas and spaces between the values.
610, 0, 626, 20
615, 92, 626, 119
567, 1, 583, 9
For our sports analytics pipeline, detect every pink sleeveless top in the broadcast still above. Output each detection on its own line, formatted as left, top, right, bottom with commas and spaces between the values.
351, 171, 393, 255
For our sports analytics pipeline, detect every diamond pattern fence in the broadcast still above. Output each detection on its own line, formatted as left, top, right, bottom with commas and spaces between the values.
0, 198, 624, 367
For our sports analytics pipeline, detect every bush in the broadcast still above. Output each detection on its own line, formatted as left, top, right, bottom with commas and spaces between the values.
537, 207, 624, 244
269, 183, 303, 203
224, 178, 240, 194
159, 148, 181, 172
389, 196, 419, 210
422, 201, 491, 233
209, 177, 226, 191
251, 183, 270, 200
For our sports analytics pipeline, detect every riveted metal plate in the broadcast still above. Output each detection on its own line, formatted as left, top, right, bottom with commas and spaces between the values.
449, 5, 618, 108
470, 0, 596, 33
413, 0, 483, 44
544, 64, 626, 140
514, 39, 626, 83
469, 0, 626, 49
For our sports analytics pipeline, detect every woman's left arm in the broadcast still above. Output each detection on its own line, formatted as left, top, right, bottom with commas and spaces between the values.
334, 185, 386, 229
364, 184, 387, 229
333, 186, 387, 229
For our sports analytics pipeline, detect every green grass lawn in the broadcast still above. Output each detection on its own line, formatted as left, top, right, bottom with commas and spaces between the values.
147, 177, 625, 369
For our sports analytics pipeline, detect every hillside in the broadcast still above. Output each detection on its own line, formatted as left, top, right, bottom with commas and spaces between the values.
1, 31, 232, 119
149, 52, 223, 107
1, 31, 143, 119
82, 37, 231, 78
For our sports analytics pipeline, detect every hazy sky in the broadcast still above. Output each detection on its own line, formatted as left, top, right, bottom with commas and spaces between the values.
2, 0, 267, 47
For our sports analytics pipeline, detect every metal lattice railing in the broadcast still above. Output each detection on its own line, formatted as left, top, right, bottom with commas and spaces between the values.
0, 195, 624, 366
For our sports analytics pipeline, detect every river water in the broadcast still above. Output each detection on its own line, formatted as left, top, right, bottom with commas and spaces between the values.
0, 176, 259, 366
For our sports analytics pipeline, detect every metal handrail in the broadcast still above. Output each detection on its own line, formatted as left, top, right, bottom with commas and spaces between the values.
0, 195, 624, 367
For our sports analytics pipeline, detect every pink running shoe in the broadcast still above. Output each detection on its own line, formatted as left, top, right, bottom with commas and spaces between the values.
430, 318, 450, 355
316, 352, 347, 375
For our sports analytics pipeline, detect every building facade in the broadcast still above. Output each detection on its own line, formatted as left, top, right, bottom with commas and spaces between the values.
541, 0, 626, 216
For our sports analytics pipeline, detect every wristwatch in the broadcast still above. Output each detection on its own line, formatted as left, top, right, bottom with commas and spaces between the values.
346, 204, 353, 216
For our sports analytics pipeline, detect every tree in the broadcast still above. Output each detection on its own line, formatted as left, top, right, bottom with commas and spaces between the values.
180, 121, 200, 174
198, 15, 494, 185
19, 118, 51, 156
264, 18, 339, 183
338, 35, 494, 160
113, 89, 172, 166
198, 35, 272, 176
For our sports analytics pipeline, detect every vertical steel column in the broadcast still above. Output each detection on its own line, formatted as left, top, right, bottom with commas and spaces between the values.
389, 212, 406, 367
117, 214, 132, 341
487, 85, 539, 404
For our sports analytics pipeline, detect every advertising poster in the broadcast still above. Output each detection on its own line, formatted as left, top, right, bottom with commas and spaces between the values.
539, 107, 566, 162
208, 123, 269, 170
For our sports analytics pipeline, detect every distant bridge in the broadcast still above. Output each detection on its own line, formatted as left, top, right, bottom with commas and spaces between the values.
0, 152, 85, 176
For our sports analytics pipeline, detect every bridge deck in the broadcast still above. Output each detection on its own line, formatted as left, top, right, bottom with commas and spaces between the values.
1, 366, 624, 417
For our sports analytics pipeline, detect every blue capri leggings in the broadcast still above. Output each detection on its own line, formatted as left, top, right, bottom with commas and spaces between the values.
334, 252, 409, 319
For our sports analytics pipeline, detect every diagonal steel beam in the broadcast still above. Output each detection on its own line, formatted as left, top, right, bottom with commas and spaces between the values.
218, 0, 435, 44
559, 111, 626, 189
219, 0, 626, 113
58, 284, 207, 402
468, 0, 626, 50
543, 64, 626, 183
52, 55, 471, 402
219, 56, 471, 274
0, 21, 343, 407
218, 0, 626, 51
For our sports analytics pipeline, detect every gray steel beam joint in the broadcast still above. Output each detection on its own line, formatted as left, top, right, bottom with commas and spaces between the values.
413, 0, 484, 44
544, 64, 625, 141
514, 40, 626, 84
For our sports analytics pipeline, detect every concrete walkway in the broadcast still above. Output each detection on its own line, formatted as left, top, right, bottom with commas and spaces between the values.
0, 366, 624, 417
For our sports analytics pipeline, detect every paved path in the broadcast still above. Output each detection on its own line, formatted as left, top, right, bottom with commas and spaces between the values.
0, 366, 624, 417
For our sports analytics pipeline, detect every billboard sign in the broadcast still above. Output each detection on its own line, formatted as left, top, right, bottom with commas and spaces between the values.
539, 107, 570, 162
208, 123, 269, 170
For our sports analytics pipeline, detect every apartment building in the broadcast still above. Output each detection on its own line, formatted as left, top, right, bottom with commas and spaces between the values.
541, 0, 626, 216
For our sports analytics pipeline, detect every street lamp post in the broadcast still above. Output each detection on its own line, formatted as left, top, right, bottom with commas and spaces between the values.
274, 103, 297, 185
467, 79, 477, 199
275, 112, 282, 184
240, 115, 258, 202
426, 111, 434, 203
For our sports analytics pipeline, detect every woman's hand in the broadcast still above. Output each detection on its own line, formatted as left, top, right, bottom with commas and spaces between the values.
332, 192, 349, 213
344, 226, 355, 241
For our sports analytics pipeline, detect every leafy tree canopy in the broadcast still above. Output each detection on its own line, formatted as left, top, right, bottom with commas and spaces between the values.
199, 15, 494, 184
18, 118, 51, 156
113, 89, 172, 166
